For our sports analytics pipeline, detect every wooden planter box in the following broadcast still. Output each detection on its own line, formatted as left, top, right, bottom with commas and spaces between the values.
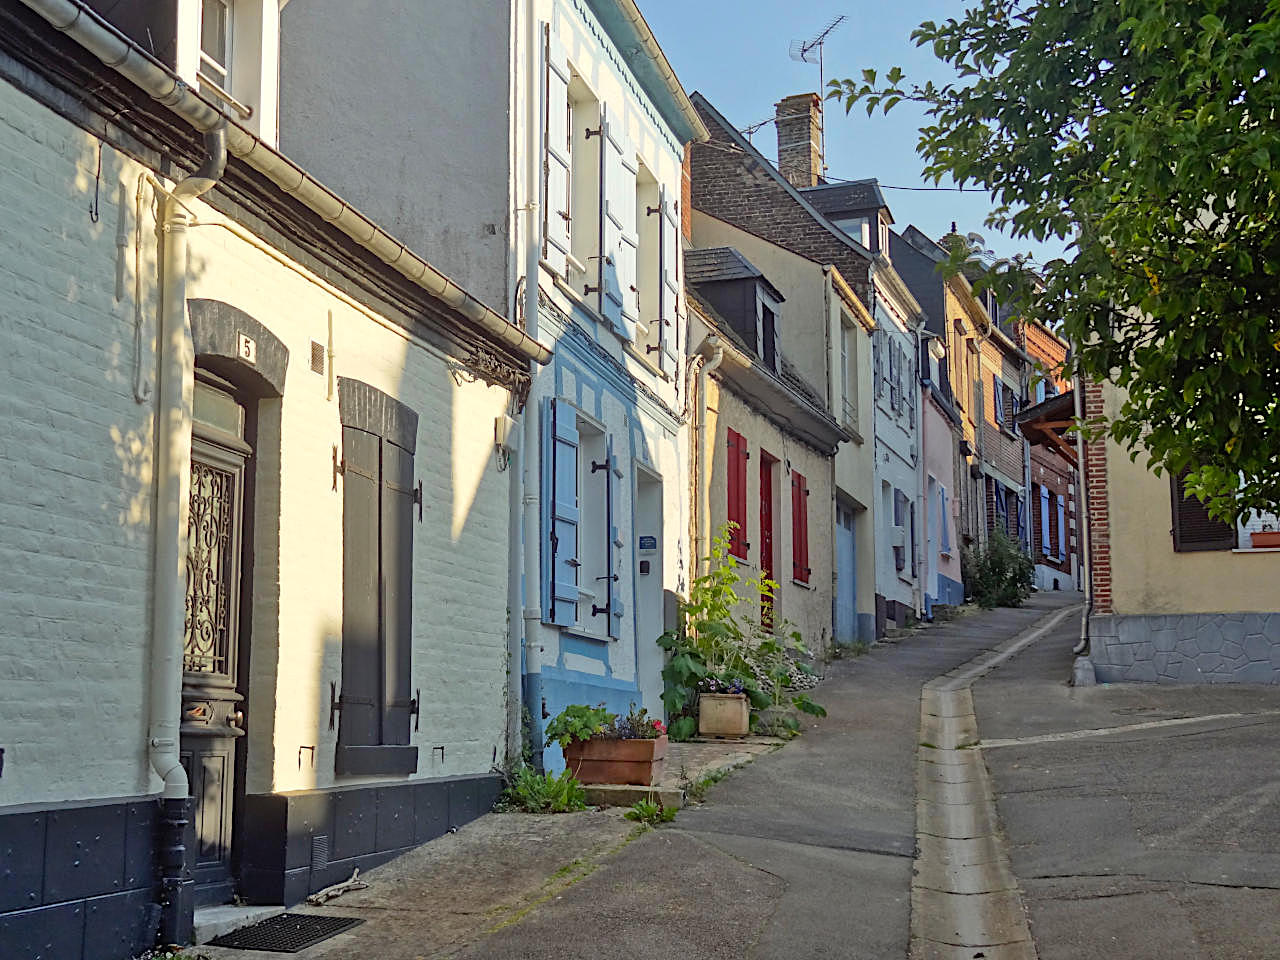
698, 692, 750, 738
563, 735, 667, 786
1250, 530, 1280, 548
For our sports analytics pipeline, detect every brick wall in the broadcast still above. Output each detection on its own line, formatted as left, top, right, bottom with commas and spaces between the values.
689, 100, 870, 302
1082, 379, 1111, 612
0, 77, 516, 807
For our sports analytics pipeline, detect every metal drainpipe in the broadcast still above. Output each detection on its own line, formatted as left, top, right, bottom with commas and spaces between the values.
151, 124, 226, 944
519, 0, 547, 770
697, 339, 725, 573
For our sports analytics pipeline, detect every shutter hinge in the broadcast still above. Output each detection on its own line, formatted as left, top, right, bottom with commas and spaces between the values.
329, 682, 340, 730
332, 446, 345, 490
411, 689, 421, 732
584, 125, 602, 139
591, 459, 610, 474
413, 480, 423, 521
646, 344, 661, 355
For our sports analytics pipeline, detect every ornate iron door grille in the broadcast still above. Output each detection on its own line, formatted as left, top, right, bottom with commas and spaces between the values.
185, 457, 240, 676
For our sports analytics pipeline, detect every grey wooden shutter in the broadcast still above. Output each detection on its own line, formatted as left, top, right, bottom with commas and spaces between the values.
381, 440, 415, 744
1171, 470, 1236, 552
339, 426, 382, 748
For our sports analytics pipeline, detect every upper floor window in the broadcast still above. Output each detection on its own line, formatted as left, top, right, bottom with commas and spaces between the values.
839, 316, 857, 431
200, 0, 232, 90
758, 296, 779, 373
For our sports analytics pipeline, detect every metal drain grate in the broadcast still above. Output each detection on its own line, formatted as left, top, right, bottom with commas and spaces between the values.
208, 913, 364, 952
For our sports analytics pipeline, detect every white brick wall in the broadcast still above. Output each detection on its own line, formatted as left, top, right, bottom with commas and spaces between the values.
0, 77, 517, 808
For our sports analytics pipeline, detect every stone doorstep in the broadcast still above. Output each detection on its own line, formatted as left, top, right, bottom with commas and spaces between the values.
193, 903, 286, 944
582, 783, 685, 809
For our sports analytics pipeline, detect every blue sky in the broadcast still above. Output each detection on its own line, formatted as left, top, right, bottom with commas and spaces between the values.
641, 0, 1064, 264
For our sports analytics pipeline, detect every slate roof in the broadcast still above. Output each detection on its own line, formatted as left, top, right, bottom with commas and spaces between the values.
684, 247, 785, 301
801, 179, 890, 219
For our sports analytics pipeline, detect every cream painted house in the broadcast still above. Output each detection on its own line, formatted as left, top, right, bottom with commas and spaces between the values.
0, 1, 548, 952
683, 252, 847, 653
690, 212, 877, 644
1082, 381, 1280, 684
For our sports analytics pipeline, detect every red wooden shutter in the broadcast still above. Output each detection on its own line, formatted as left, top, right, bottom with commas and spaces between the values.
726, 429, 749, 558
792, 470, 810, 583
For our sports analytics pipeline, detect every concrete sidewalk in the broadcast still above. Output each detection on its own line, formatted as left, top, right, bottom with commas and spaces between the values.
974, 614, 1280, 959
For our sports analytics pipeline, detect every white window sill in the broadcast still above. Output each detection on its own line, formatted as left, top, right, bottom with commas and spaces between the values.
1231, 547, 1280, 554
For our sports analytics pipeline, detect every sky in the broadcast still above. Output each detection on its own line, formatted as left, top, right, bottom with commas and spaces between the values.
640, 0, 1065, 265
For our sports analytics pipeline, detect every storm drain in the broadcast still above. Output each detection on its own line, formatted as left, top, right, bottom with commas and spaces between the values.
208, 913, 364, 952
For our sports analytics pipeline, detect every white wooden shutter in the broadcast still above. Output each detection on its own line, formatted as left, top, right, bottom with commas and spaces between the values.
542, 24, 571, 276
600, 104, 638, 340
542, 398, 580, 628
657, 185, 680, 373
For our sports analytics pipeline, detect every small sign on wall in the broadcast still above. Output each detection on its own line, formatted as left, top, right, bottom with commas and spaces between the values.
638, 535, 657, 553
237, 332, 258, 365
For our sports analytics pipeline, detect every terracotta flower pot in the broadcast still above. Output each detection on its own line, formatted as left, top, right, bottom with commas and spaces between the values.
698, 692, 750, 738
563, 734, 667, 785
1250, 530, 1280, 548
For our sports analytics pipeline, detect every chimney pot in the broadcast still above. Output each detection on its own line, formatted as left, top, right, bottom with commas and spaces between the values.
774, 93, 823, 189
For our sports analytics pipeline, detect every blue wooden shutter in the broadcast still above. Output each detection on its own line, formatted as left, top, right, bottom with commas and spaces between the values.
1016, 494, 1027, 540
939, 485, 951, 553
600, 104, 638, 340
542, 23, 571, 276
542, 398, 581, 627
605, 435, 624, 639
381, 440, 415, 745
1056, 495, 1067, 561
993, 375, 1005, 425
1039, 486, 1050, 556
658, 186, 680, 372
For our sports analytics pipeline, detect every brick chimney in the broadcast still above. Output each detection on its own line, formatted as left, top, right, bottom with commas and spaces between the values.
774, 93, 823, 189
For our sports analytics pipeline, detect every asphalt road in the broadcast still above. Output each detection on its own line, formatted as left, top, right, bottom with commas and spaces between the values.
975, 614, 1280, 959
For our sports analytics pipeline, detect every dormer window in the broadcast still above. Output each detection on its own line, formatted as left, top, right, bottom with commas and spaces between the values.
199, 0, 232, 91
878, 217, 890, 260
756, 288, 780, 373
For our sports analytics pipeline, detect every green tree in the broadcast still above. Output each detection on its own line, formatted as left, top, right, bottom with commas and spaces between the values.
830, 1, 1280, 521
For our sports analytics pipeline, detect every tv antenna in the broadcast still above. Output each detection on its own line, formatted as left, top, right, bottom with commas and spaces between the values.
789, 15, 846, 168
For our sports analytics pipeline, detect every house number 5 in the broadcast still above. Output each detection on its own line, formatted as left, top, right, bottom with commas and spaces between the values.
237, 332, 257, 365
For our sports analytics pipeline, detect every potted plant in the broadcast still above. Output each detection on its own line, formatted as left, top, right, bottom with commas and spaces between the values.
1251, 523, 1280, 548
697, 675, 750, 737
546, 703, 667, 786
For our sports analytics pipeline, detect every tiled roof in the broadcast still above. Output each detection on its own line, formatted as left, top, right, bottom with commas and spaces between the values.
801, 179, 888, 216
685, 246, 785, 301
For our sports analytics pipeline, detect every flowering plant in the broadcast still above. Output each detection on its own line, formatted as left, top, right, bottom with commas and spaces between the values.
698, 675, 746, 695
605, 702, 666, 740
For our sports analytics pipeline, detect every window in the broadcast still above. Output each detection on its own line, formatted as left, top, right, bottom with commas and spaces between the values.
878, 217, 891, 259
759, 301, 778, 372
199, 0, 231, 90
839, 317, 857, 429
791, 470, 810, 583
992, 374, 1005, 426
892, 487, 907, 572
635, 161, 661, 362
542, 400, 624, 638
726, 428, 749, 559
568, 78, 601, 291
336, 379, 419, 776
1170, 469, 1237, 552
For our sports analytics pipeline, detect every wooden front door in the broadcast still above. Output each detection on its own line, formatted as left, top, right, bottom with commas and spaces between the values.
181, 376, 251, 906
759, 452, 776, 624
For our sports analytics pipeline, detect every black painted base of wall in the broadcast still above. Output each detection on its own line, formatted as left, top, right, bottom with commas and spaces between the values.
238, 774, 502, 906
0, 799, 160, 960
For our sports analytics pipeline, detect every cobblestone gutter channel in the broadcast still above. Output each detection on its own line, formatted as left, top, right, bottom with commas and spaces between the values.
911, 605, 1082, 959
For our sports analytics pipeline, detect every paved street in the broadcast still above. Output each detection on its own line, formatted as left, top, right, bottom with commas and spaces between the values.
196, 592, 1280, 959
975, 613, 1280, 959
